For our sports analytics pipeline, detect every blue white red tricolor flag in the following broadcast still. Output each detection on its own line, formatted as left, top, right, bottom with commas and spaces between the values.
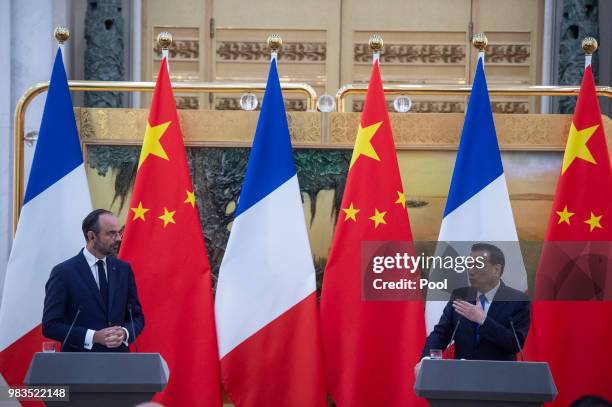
425, 55, 528, 333
0, 48, 92, 393
214, 57, 326, 407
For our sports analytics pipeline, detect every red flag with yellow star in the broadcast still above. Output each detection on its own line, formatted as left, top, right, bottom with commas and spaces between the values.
320, 59, 426, 406
526, 64, 612, 405
119, 58, 221, 406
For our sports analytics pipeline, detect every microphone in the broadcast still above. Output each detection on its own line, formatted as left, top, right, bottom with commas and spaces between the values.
509, 319, 525, 361
445, 319, 461, 359
128, 304, 139, 352
61, 306, 81, 352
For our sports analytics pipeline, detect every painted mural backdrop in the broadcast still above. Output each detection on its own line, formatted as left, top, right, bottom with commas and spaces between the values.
86, 146, 561, 293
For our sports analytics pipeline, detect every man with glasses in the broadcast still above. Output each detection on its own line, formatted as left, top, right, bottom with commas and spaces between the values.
42, 209, 144, 352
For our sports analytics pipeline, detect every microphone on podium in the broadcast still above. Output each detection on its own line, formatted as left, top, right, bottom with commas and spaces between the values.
61, 305, 81, 352
128, 304, 139, 352
509, 318, 525, 361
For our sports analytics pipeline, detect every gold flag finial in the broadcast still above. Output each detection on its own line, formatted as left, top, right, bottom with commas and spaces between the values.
267, 34, 283, 53
582, 37, 598, 55
472, 33, 488, 51
369, 34, 384, 53
157, 32, 173, 50
54, 26, 70, 44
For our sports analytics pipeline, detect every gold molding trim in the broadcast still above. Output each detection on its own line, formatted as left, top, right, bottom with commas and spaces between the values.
329, 112, 612, 152
346, 101, 528, 115
215, 97, 307, 111
492, 101, 530, 114
76, 109, 611, 153
352, 100, 465, 113
78, 108, 322, 144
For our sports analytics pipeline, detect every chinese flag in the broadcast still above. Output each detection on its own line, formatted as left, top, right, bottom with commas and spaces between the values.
526, 65, 612, 405
119, 58, 222, 406
320, 60, 426, 406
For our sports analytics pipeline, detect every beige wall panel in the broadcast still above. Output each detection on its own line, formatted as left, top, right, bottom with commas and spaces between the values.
142, 0, 210, 109
212, 0, 341, 98
140, 0, 545, 114
143, 0, 207, 79
341, 0, 471, 85
341, 0, 471, 28
472, 0, 543, 112
342, 0, 471, 112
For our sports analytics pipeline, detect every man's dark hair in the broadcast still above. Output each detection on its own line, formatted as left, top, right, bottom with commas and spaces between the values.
472, 243, 505, 273
570, 396, 612, 407
82, 209, 113, 242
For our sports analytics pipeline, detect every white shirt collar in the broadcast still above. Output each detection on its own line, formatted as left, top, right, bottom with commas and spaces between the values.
83, 247, 106, 268
478, 280, 501, 303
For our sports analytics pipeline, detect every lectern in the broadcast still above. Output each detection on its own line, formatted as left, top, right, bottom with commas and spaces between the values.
24, 352, 169, 407
415, 359, 557, 407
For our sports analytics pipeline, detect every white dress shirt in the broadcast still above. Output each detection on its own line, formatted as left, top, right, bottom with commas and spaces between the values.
82, 248, 129, 349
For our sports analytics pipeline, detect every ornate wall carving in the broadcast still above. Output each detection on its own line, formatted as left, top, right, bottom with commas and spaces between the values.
557, 0, 599, 113
154, 39, 200, 60
491, 102, 530, 114
353, 42, 531, 67
354, 43, 466, 64
151, 27, 201, 90
216, 41, 326, 62
84, 0, 124, 107
176, 96, 200, 110
487, 45, 531, 64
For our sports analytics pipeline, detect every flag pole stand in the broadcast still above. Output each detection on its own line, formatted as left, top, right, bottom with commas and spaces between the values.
582, 36, 598, 69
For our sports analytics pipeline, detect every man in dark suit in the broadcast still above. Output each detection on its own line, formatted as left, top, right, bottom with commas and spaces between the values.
416, 243, 530, 374
43, 209, 144, 352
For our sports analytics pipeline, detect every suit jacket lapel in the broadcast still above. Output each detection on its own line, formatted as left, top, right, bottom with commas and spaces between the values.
77, 250, 107, 314
487, 281, 509, 321
455, 288, 478, 349
468, 288, 479, 347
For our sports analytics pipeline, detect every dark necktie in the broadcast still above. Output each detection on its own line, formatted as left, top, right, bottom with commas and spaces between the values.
475, 294, 487, 343
97, 260, 109, 311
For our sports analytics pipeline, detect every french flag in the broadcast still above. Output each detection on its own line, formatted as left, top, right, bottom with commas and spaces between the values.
425, 55, 528, 332
214, 58, 326, 406
0, 48, 92, 389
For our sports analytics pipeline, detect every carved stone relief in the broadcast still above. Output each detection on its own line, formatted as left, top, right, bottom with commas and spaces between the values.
84, 0, 125, 107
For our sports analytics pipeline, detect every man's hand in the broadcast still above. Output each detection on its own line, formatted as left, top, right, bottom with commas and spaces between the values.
452, 300, 486, 325
414, 361, 422, 378
93, 326, 125, 348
